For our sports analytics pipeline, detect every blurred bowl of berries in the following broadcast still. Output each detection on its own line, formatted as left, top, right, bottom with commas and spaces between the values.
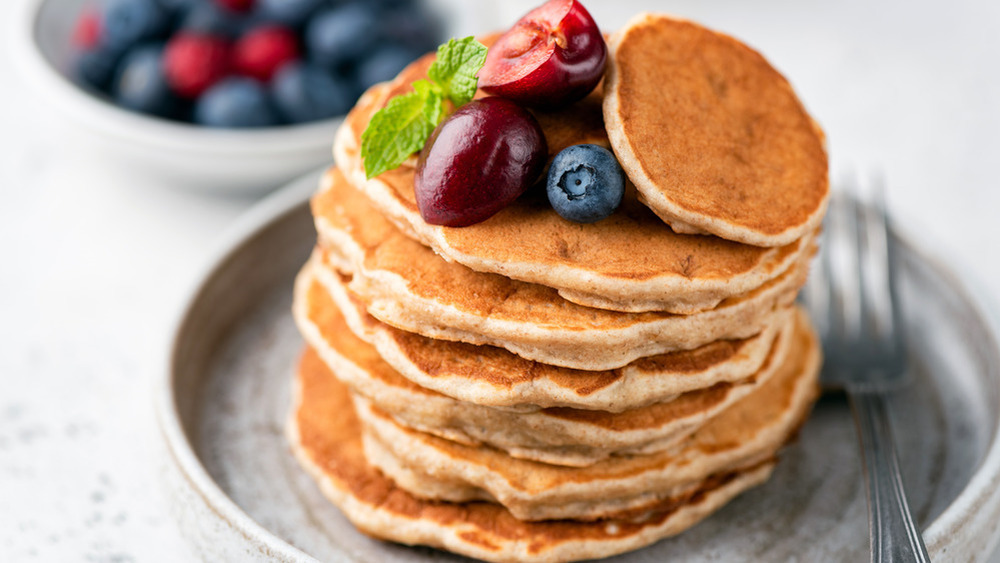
11, 0, 445, 195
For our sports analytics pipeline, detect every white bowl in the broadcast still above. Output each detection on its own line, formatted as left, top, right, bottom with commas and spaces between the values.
9, 0, 342, 196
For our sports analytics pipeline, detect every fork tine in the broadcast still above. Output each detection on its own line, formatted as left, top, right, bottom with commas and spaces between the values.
874, 176, 907, 360
803, 221, 831, 338
878, 189, 906, 362
860, 178, 889, 341
819, 193, 842, 344
843, 191, 864, 339
856, 194, 877, 344
828, 187, 862, 344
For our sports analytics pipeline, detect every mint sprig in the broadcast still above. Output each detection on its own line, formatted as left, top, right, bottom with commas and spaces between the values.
360, 81, 443, 182
361, 37, 488, 179
428, 37, 490, 107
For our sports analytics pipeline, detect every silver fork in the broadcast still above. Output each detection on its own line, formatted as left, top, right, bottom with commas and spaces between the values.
803, 181, 931, 562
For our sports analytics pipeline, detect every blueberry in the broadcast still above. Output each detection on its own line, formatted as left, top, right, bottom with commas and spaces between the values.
156, 0, 198, 15
356, 44, 421, 87
255, 0, 325, 27
195, 77, 280, 128
368, 0, 414, 9
380, 5, 443, 52
546, 144, 625, 223
180, 3, 245, 38
305, 5, 379, 70
102, 0, 169, 50
112, 44, 179, 118
271, 63, 353, 124
75, 46, 124, 92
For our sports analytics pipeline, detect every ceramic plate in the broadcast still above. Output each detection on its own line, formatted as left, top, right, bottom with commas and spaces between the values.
158, 169, 1000, 562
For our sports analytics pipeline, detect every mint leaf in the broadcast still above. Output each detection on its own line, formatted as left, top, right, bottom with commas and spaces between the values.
360, 37, 487, 179
427, 36, 488, 107
361, 80, 443, 179
413, 79, 444, 125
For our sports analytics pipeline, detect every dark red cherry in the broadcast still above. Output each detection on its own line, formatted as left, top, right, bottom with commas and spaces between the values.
478, 0, 606, 109
415, 97, 547, 227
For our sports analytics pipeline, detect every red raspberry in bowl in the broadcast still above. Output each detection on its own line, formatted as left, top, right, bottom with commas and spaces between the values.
164, 33, 232, 98
233, 25, 300, 82
72, 8, 102, 49
215, 0, 254, 13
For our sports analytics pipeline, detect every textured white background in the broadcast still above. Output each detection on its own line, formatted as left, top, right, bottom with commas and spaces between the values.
2, 0, 1000, 560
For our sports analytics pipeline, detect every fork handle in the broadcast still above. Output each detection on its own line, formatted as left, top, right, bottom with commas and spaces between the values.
849, 392, 931, 563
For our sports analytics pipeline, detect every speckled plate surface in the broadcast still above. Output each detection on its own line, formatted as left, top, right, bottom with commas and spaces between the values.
158, 169, 1000, 562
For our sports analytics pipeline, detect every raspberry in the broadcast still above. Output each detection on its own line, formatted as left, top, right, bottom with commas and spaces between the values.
215, 0, 254, 13
72, 9, 102, 49
233, 26, 299, 82
164, 33, 232, 98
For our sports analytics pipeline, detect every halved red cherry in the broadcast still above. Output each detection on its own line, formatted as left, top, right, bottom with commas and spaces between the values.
415, 97, 547, 227
478, 0, 606, 109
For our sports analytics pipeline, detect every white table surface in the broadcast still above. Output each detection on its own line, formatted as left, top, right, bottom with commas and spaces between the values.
2, 0, 999, 561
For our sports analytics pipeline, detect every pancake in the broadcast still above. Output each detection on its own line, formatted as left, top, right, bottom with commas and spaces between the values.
312, 169, 813, 370
294, 266, 797, 466
332, 70, 812, 314
300, 252, 787, 412
314, 243, 807, 371
289, 347, 777, 563
359, 425, 772, 521
603, 13, 829, 247
355, 307, 820, 521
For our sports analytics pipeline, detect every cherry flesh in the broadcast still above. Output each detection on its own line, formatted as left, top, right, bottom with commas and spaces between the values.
478, 0, 606, 109
415, 97, 548, 227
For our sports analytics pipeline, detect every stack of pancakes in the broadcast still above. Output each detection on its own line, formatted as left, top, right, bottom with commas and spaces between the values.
288, 13, 828, 563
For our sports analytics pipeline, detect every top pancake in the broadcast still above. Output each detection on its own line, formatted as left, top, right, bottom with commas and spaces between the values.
603, 14, 829, 247
333, 56, 809, 314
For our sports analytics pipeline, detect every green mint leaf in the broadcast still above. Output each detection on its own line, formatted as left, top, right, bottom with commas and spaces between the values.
361, 80, 443, 179
427, 36, 488, 107
414, 79, 445, 125
360, 37, 486, 179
